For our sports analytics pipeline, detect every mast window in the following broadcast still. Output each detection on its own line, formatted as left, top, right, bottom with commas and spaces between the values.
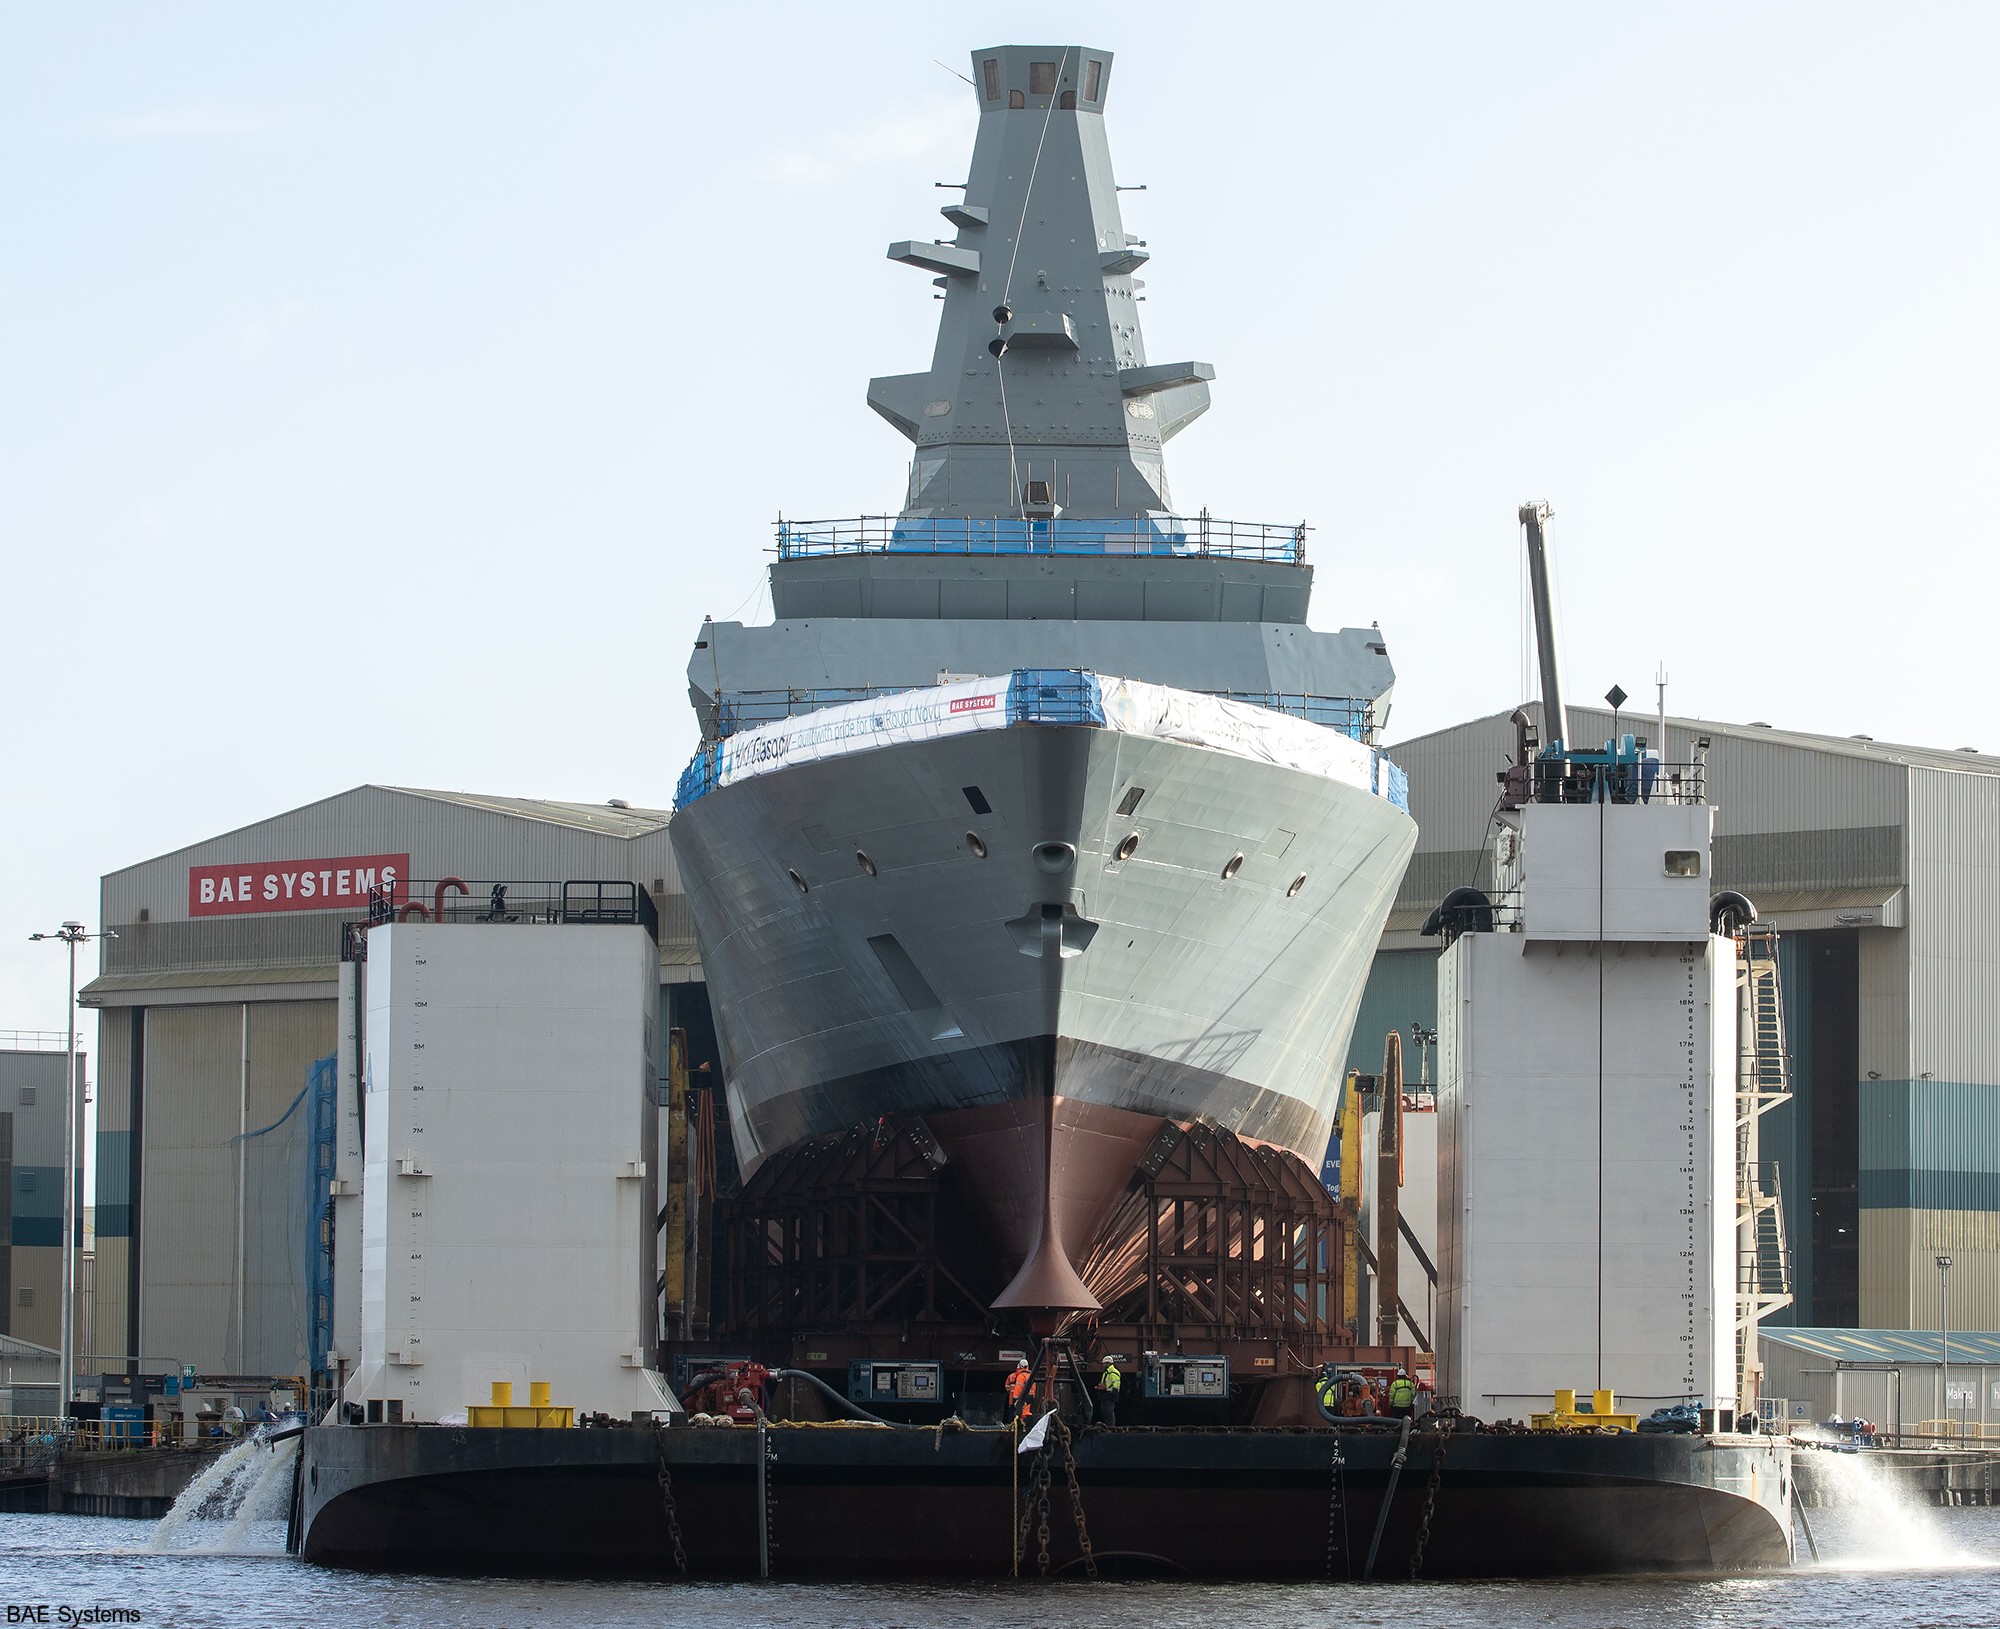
1086, 60, 1102, 101
1029, 61, 1058, 94
982, 59, 1000, 100
1059, 92, 1076, 110
1009, 90, 1025, 109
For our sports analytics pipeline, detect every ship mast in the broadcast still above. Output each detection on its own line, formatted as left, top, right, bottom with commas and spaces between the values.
869, 46, 1215, 521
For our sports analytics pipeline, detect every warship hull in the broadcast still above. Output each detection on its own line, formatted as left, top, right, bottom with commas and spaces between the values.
296, 1422, 1795, 1578
669, 673, 1414, 1303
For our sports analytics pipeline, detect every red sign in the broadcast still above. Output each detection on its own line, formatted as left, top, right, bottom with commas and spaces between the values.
187, 854, 410, 917
948, 693, 998, 715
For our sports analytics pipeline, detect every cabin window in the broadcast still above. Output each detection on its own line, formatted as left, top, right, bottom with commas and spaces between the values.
1009, 90, 1025, 109
1029, 61, 1058, 94
1664, 850, 1702, 877
1086, 60, 1103, 101
982, 59, 1000, 100
1059, 91, 1075, 109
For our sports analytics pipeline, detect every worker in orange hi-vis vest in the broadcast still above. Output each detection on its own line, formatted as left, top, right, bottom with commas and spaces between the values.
1004, 1358, 1033, 1427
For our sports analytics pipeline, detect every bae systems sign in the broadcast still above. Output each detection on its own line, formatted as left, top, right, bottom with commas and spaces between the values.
187, 854, 410, 917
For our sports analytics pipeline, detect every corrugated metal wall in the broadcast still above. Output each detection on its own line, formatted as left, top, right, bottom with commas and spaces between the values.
91, 1014, 133, 1370
1342, 948, 1440, 1080
1863, 1209, 2000, 1332
1862, 1079, 2000, 1212
137, 1001, 335, 1373
239, 1001, 336, 1376
135, 1005, 240, 1371
1905, 768, 2000, 1089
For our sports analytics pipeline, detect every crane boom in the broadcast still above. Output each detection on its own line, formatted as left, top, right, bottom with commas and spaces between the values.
1518, 501, 1568, 753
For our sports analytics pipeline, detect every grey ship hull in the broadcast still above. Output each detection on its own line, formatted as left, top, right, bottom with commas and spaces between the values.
671, 709, 1413, 1304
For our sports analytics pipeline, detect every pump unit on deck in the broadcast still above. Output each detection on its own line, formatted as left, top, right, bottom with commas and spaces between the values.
849, 1361, 942, 1405
1142, 1354, 1229, 1399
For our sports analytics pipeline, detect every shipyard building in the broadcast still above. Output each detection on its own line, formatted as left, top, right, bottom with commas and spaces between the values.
1, 1036, 85, 1350
1350, 703, 2000, 1337
79, 786, 712, 1380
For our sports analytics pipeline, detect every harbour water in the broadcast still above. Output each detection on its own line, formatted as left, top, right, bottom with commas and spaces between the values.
3, 1502, 1996, 1629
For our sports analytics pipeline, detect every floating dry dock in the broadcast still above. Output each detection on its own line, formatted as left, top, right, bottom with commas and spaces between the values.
295, 1420, 1793, 1579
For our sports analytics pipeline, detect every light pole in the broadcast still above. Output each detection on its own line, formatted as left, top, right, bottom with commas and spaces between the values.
29, 920, 115, 1420
1410, 1022, 1437, 1090
1937, 1252, 1954, 1436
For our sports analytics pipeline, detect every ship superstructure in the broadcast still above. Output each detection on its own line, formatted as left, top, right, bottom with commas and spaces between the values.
671, 45, 1416, 1323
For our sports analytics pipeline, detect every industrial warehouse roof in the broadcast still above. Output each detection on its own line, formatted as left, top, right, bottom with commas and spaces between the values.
104, 784, 673, 877
0, 1334, 60, 1362
376, 787, 673, 837
1392, 707, 2000, 775
1761, 1327, 2000, 1364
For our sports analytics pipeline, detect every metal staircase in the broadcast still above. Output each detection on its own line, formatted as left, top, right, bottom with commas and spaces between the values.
1735, 927, 1794, 1405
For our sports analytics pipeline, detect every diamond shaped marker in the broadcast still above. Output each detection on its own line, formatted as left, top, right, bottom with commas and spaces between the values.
1605, 685, 1628, 710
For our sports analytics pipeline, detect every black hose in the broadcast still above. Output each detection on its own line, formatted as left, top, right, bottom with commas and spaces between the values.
769, 1368, 927, 1430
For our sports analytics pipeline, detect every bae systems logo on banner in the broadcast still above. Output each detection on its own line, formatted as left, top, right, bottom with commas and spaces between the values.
187, 854, 410, 917
947, 693, 998, 715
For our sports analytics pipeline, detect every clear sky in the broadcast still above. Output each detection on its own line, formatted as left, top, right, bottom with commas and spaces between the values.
5, 2, 1997, 1050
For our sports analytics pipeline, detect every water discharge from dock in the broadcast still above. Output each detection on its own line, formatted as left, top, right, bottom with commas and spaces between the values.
148, 1434, 298, 1554
1801, 1448, 1979, 1571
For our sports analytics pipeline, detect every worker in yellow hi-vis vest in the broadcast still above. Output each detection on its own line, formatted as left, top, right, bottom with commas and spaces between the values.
1388, 1368, 1417, 1420
1097, 1359, 1121, 1427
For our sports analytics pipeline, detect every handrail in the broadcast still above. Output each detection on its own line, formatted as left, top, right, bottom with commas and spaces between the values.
773, 513, 1309, 565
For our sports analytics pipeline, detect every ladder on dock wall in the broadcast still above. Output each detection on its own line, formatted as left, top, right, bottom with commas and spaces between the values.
1736, 928, 1794, 1404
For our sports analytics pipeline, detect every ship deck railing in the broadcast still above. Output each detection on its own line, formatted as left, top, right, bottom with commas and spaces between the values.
338, 879, 660, 946
715, 685, 1376, 743
773, 513, 1309, 565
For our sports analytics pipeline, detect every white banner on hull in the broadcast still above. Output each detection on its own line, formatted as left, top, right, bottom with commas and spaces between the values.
1094, 675, 1400, 807
696, 670, 1409, 812
714, 674, 1016, 789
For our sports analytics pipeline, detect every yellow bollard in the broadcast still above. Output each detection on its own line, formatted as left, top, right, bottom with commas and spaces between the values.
1554, 1388, 1576, 1415
529, 1381, 551, 1409
491, 1381, 513, 1408
1593, 1389, 1615, 1418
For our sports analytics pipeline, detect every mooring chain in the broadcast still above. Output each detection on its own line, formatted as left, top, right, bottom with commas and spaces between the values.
1056, 1416, 1099, 1581
651, 1420, 688, 1576
1036, 1470, 1053, 1577
1326, 1437, 1347, 1580
1015, 1438, 1055, 1575
1407, 1420, 1451, 1581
